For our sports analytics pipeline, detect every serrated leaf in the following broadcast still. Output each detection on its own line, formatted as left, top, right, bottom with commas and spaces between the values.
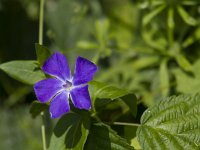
35, 43, 51, 66
85, 123, 134, 150
29, 101, 49, 118
0, 61, 45, 85
48, 111, 90, 150
89, 81, 137, 117
137, 94, 200, 150
177, 5, 197, 26
142, 5, 166, 26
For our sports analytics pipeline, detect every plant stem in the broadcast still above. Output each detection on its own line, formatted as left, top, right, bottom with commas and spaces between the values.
110, 122, 141, 127
39, 0, 46, 150
39, 0, 45, 45
41, 112, 47, 150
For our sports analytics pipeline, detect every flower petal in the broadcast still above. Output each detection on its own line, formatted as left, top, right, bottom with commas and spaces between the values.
70, 85, 91, 110
73, 56, 98, 85
42, 52, 71, 81
34, 78, 63, 103
50, 91, 70, 118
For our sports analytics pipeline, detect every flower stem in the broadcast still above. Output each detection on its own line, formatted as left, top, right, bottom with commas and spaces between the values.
41, 112, 47, 150
108, 122, 141, 127
38, 0, 46, 150
39, 0, 45, 45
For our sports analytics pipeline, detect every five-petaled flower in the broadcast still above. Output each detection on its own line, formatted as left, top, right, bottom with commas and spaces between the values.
34, 52, 98, 118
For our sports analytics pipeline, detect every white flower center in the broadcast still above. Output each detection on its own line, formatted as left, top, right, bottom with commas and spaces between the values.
63, 81, 72, 91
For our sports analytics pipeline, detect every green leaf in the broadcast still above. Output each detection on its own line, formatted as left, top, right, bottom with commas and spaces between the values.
159, 60, 169, 96
48, 111, 90, 150
130, 137, 141, 150
85, 123, 134, 150
137, 94, 200, 150
95, 19, 110, 44
175, 54, 193, 72
76, 41, 98, 50
174, 59, 200, 94
183, 27, 200, 47
0, 61, 46, 85
142, 5, 166, 26
29, 101, 49, 118
167, 7, 174, 29
35, 43, 51, 66
89, 81, 137, 117
177, 5, 197, 26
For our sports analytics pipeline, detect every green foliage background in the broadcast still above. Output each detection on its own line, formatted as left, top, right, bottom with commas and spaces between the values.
0, 0, 200, 149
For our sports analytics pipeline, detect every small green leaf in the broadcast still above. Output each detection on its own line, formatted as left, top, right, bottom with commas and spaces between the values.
89, 81, 137, 117
0, 61, 46, 85
167, 7, 174, 29
85, 123, 134, 150
95, 19, 110, 44
177, 5, 197, 26
137, 94, 200, 150
159, 60, 169, 96
130, 137, 141, 150
142, 5, 166, 26
175, 54, 193, 72
183, 27, 200, 47
76, 41, 98, 50
29, 101, 49, 118
48, 111, 90, 150
174, 59, 200, 94
35, 43, 51, 66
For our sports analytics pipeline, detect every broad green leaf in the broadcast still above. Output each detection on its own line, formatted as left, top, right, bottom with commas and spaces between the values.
48, 111, 90, 150
29, 101, 49, 118
0, 61, 45, 85
85, 123, 134, 150
89, 81, 137, 117
159, 60, 169, 96
177, 5, 197, 26
137, 94, 200, 150
142, 5, 166, 26
175, 54, 193, 72
35, 43, 51, 66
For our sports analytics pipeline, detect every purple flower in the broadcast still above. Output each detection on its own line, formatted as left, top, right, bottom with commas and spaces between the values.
34, 52, 98, 118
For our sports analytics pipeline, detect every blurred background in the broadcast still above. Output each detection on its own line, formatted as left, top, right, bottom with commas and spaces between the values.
0, 0, 200, 149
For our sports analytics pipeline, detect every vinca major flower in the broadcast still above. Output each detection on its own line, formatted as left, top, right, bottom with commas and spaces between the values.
34, 52, 98, 118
